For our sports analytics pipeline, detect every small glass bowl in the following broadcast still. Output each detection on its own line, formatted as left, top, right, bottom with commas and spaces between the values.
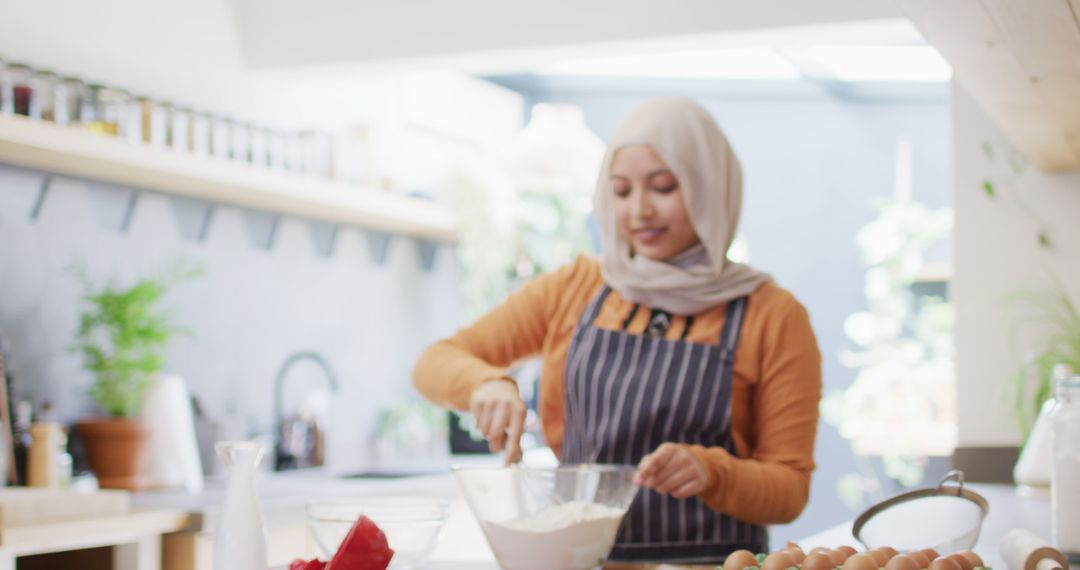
306, 496, 450, 569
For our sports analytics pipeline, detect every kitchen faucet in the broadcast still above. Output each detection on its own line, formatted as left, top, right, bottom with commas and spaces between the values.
272, 350, 339, 471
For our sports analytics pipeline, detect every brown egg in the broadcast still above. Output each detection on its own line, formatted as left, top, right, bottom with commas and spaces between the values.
927, 558, 961, 570
723, 549, 761, 570
958, 552, 984, 569
836, 546, 859, 558
810, 547, 834, 556
907, 551, 931, 569
884, 555, 921, 570
787, 548, 807, 564
802, 552, 837, 570
828, 549, 850, 566
921, 550, 942, 562
843, 554, 880, 570
762, 550, 796, 570
950, 554, 976, 570
876, 547, 899, 560
866, 550, 889, 566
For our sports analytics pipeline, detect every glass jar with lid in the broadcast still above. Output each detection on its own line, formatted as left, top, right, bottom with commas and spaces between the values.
249, 127, 269, 168
1050, 371, 1080, 558
0, 58, 6, 113
285, 132, 305, 173
53, 76, 87, 126
170, 107, 192, 153
85, 85, 130, 136
29, 70, 58, 121
76, 80, 95, 126
300, 131, 333, 179
230, 122, 251, 163
189, 111, 212, 156
268, 131, 287, 171
136, 97, 170, 147
210, 116, 231, 159
2, 63, 33, 116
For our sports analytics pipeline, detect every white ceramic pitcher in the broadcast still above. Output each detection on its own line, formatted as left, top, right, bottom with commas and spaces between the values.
214, 441, 269, 570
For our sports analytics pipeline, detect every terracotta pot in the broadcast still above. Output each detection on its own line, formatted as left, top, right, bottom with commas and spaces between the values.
76, 418, 151, 490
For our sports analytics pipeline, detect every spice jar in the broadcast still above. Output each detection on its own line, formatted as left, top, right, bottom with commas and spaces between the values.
29, 70, 57, 121
210, 116, 231, 159
285, 132, 305, 173
249, 127, 269, 168
76, 80, 95, 126
53, 76, 86, 125
268, 131, 288, 171
120, 94, 143, 144
0, 58, 6, 113
136, 97, 165, 146
1050, 372, 1080, 557
230, 121, 251, 163
28, 422, 70, 488
190, 111, 211, 156
2, 63, 33, 116
300, 131, 333, 179
170, 107, 191, 152
85, 85, 130, 136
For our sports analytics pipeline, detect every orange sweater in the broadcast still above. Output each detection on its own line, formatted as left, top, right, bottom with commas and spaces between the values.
413, 255, 822, 525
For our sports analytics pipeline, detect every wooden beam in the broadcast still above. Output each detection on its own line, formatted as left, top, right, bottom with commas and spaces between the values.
897, 0, 1080, 171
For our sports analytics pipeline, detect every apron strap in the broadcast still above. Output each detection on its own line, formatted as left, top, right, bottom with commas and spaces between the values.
718, 296, 749, 351
579, 284, 613, 327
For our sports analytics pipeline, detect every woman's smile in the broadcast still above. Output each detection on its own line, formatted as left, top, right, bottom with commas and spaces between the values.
631, 226, 667, 245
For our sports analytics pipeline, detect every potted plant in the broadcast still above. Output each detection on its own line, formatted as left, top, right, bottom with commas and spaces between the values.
1007, 286, 1080, 441
73, 274, 186, 489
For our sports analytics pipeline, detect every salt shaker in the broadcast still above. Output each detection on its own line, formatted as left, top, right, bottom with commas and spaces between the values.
1049, 371, 1080, 559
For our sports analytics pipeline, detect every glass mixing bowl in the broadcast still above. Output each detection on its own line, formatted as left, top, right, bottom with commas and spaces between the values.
453, 464, 639, 570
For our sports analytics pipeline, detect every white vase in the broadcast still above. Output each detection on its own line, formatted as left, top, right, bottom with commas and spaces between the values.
213, 441, 269, 570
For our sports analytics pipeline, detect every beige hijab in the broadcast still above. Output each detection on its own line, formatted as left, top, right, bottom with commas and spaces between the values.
594, 96, 770, 315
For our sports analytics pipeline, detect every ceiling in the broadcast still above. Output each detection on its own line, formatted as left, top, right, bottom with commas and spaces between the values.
230, 0, 901, 73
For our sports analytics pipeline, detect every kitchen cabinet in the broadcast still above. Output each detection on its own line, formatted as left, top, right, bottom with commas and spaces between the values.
0, 114, 458, 243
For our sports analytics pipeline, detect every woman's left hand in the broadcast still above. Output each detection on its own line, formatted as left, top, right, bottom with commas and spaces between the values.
635, 443, 710, 499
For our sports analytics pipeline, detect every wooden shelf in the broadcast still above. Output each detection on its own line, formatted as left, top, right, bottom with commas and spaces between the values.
0, 114, 459, 243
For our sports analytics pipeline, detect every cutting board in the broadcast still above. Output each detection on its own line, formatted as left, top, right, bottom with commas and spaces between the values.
0, 488, 130, 527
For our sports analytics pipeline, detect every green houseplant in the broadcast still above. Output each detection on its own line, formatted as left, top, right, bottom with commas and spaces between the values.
73, 273, 188, 489
1006, 286, 1080, 441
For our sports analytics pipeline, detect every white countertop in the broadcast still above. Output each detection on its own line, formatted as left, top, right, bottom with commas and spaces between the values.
141, 472, 1065, 570
797, 484, 1070, 570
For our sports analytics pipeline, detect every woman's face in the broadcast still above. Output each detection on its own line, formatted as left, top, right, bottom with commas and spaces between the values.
609, 144, 700, 261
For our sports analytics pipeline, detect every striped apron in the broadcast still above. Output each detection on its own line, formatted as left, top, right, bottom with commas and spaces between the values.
560, 284, 767, 563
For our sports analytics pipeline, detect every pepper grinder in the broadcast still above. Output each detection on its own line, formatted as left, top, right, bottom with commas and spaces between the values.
28, 422, 66, 488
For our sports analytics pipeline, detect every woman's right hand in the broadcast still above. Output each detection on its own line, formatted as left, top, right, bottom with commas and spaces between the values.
469, 378, 526, 465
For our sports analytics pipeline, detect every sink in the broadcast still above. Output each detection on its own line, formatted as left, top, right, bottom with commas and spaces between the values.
341, 469, 446, 479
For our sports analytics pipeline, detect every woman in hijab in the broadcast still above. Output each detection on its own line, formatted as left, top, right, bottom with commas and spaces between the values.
413, 96, 822, 563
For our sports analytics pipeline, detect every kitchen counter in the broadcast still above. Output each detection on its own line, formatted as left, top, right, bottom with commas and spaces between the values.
797, 484, 1066, 570
139, 472, 1064, 570
134, 461, 498, 568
